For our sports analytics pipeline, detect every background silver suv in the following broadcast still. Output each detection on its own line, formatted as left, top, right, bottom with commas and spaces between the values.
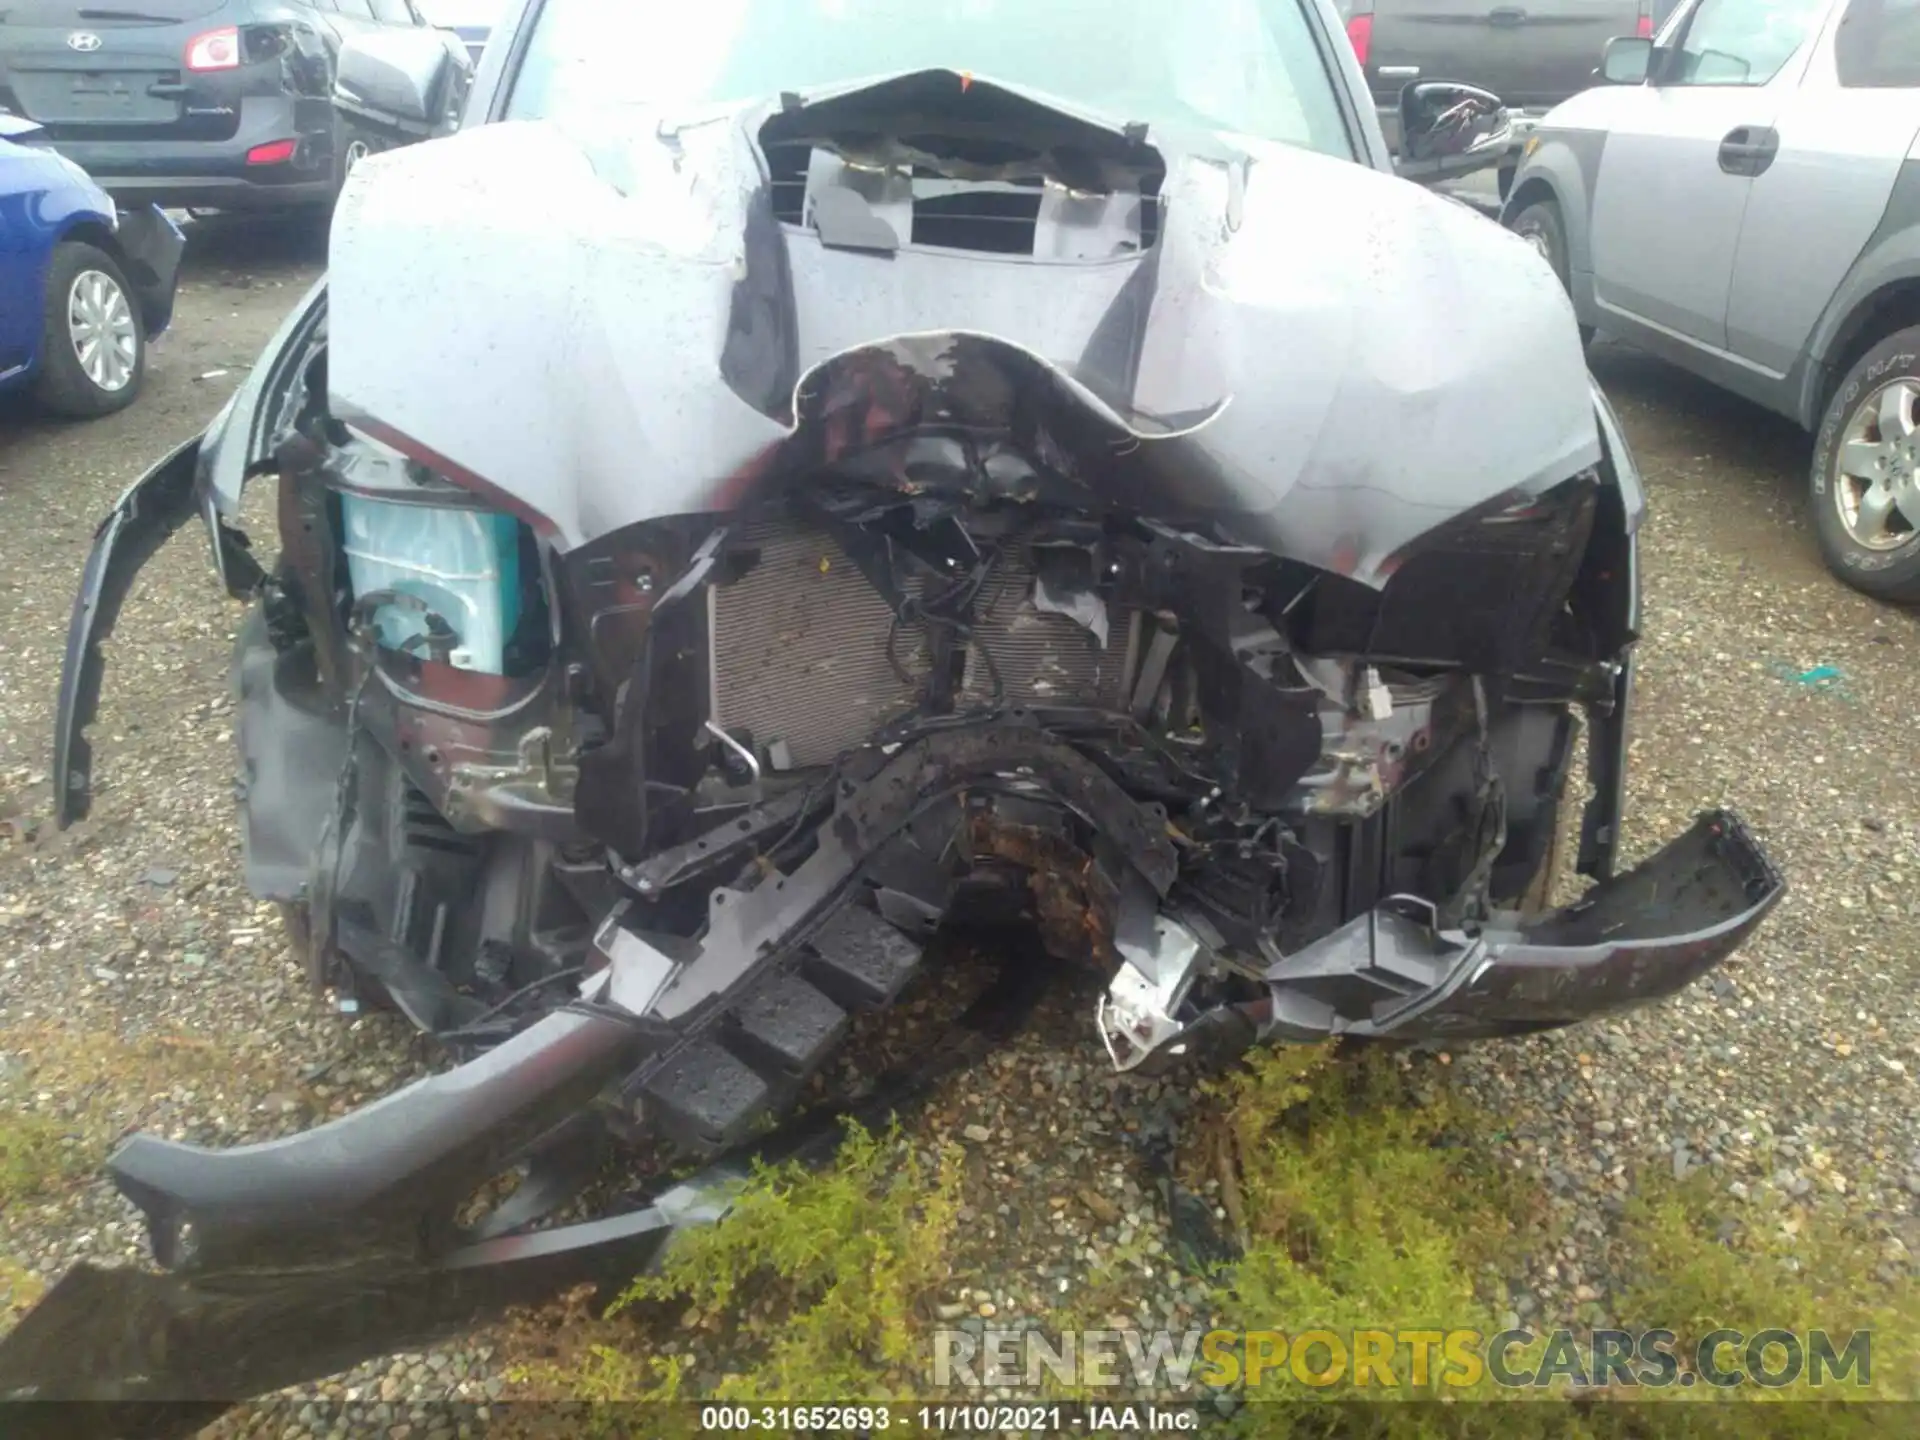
1507, 0, 1920, 601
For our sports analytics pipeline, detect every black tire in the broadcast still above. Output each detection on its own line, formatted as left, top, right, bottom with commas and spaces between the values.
302, 123, 378, 245
1496, 163, 1516, 202
280, 119, 371, 237
1810, 327, 1920, 602
341, 131, 375, 181
1508, 199, 1595, 349
32, 241, 145, 419
334, 117, 378, 196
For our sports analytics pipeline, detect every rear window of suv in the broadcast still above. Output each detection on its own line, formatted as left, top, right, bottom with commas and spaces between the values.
0, 1, 230, 21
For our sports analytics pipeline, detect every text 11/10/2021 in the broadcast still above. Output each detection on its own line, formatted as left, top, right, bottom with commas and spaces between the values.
695, 1403, 1201, 1431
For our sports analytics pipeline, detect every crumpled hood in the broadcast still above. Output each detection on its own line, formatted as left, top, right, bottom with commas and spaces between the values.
328, 84, 1599, 585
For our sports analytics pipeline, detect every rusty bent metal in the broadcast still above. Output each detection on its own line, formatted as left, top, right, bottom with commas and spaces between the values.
11, 56, 1781, 1413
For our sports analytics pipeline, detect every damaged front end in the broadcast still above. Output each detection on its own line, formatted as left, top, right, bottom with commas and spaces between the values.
20, 69, 1781, 1405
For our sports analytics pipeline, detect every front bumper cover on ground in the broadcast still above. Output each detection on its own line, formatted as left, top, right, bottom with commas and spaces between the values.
0, 956, 1048, 1427
1126, 809, 1783, 1074
3, 707, 1783, 1414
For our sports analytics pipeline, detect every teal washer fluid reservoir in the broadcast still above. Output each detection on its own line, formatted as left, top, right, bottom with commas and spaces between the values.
338, 495, 523, 675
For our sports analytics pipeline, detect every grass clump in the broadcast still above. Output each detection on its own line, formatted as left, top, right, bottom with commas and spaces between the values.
1617, 1169, 1910, 1360
619, 1120, 964, 1400
512, 1118, 964, 1416
1205, 1045, 1542, 1407
1195, 1047, 1916, 1439
0, 1020, 306, 1212
0, 1111, 88, 1209
1609, 1167, 1919, 1411
0, 1257, 44, 1337
0, 1050, 96, 1209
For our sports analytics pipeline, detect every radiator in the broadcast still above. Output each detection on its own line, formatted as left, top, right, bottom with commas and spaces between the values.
709, 520, 1137, 767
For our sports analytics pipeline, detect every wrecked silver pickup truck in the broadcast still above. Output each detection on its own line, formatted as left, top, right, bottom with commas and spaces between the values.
7, 0, 1781, 1415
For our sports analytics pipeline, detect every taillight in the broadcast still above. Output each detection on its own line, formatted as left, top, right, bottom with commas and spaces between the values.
246, 139, 297, 166
1636, 14, 1654, 35
1346, 14, 1373, 66
185, 25, 240, 71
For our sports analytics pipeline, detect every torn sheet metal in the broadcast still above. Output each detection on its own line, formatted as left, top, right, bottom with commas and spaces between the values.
325, 72, 1597, 583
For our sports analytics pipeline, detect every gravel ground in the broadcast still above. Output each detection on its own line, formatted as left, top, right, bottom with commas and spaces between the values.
0, 217, 450, 1407
3, 218, 1918, 1432
1449, 343, 1920, 1331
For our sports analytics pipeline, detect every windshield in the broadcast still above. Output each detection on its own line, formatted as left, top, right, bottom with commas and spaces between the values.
503, 0, 1355, 161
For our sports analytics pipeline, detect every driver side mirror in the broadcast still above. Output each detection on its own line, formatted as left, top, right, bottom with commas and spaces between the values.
1398, 81, 1510, 166
333, 30, 473, 149
1600, 35, 1654, 84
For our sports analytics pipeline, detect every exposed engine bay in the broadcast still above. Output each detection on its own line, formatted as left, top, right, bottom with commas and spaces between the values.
10, 67, 1783, 1411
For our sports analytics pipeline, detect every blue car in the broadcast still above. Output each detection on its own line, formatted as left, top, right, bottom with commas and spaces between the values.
0, 111, 183, 418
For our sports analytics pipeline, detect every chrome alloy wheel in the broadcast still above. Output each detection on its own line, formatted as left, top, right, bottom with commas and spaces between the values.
1834, 378, 1920, 551
67, 268, 137, 394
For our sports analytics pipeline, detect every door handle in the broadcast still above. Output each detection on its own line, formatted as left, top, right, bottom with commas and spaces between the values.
1379, 65, 1422, 78
1488, 6, 1529, 24
1717, 125, 1779, 177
